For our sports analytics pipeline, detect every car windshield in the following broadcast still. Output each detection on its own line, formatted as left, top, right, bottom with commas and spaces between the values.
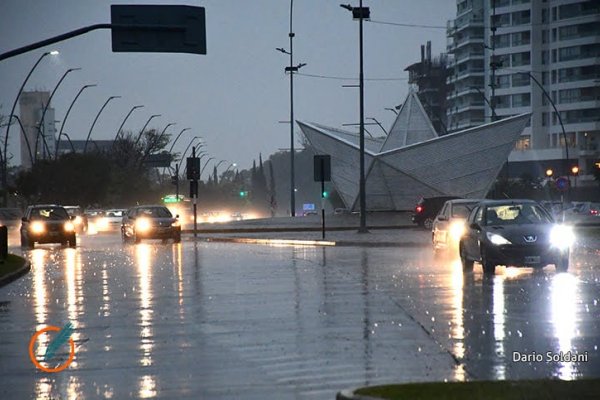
485, 204, 552, 225
452, 203, 477, 218
106, 210, 124, 217
30, 207, 69, 220
64, 207, 81, 216
137, 207, 172, 218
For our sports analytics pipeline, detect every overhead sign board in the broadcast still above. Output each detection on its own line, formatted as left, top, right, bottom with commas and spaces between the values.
111, 5, 206, 55
143, 153, 172, 168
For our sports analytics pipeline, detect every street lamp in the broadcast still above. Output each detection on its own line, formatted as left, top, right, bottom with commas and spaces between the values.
134, 114, 161, 147
469, 86, 497, 121
84, 95, 121, 153
8, 115, 34, 166
55, 83, 96, 159
115, 105, 144, 142
384, 107, 398, 115
200, 157, 215, 178
367, 117, 388, 136
276, 0, 307, 217
168, 127, 191, 153
518, 71, 570, 195
61, 133, 76, 153
2, 50, 58, 206
34, 67, 81, 161
341, 1, 370, 233
147, 122, 176, 154
546, 168, 554, 177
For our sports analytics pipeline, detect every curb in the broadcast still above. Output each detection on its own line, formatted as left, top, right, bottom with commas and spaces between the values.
0, 258, 31, 288
182, 224, 417, 234
199, 236, 429, 248
337, 388, 381, 400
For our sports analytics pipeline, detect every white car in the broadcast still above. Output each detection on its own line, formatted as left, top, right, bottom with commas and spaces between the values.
432, 199, 481, 254
97, 209, 127, 231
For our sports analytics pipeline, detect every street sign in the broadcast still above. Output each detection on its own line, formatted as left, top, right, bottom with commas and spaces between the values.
556, 176, 570, 192
313, 155, 331, 182
187, 157, 200, 180
163, 194, 184, 203
143, 153, 172, 168
111, 5, 206, 55
303, 203, 315, 211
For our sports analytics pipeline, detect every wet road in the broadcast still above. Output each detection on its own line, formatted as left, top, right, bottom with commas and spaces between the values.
0, 232, 599, 399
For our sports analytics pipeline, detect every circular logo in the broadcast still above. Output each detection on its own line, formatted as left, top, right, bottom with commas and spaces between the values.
29, 325, 75, 373
555, 176, 569, 192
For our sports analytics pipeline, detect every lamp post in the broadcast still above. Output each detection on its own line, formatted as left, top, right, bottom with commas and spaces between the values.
84, 95, 120, 153
8, 116, 34, 166
55, 84, 96, 159
200, 157, 215, 178
2, 50, 58, 206
384, 107, 398, 115
276, 0, 307, 217
34, 67, 81, 161
115, 105, 144, 142
469, 86, 497, 120
62, 133, 76, 153
518, 71, 570, 196
134, 114, 161, 147
367, 117, 388, 136
168, 127, 191, 153
144, 122, 175, 156
341, 1, 370, 233
212, 160, 226, 184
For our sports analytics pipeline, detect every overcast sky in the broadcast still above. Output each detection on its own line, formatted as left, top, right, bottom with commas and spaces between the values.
0, 0, 455, 170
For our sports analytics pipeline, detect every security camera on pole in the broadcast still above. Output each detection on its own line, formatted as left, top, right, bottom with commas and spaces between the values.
187, 147, 201, 238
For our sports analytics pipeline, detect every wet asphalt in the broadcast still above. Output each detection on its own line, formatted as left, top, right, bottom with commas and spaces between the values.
0, 231, 599, 399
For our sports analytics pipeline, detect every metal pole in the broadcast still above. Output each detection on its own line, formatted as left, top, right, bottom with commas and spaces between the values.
358, 0, 368, 233
192, 146, 197, 238
175, 163, 179, 201
56, 84, 96, 158
34, 67, 81, 161
321, 158, 326, 240
3, 50, 54, 206
289, 0, 296, 217
84, 96, 120, 153
134, 114, 161, 147
115, 105, 144, 142
9, 116, 34, 166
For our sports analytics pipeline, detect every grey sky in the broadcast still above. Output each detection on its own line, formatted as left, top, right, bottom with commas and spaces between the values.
0, 0, 454, 170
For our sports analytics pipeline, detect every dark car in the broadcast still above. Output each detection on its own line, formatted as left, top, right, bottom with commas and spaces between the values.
20, 205, 77, 248
432, 199, 481, 254
412, 196, 460, 229
64, 206, 88, 233
121, 205, 181, 243
459, 200, 573, 274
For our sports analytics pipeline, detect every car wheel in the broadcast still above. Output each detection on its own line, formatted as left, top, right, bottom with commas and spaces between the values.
423, 217, 434, 230
459, 243, 473, 272
68, 235, 77, 248
556, 254, 569, 272
480, 248, 496, 275
173, 232, 181, 243
134, 233, 141, 244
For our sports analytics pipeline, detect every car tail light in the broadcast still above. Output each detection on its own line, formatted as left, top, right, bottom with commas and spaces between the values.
591, 210, 598, 215
415, 205, 423, 213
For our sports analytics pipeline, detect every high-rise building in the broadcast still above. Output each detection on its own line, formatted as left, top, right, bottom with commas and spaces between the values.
404, 41, 450, 135
447, 0, 600, 181
18, 91, 57, 168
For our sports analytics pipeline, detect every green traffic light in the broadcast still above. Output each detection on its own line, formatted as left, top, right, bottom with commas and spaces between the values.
322, 191, 328, 198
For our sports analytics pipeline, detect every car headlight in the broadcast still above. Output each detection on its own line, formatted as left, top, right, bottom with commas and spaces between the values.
97, 217, 109, 230
64, 221, 75, 232
449, 220, 466, 240
487, 232, 511, 245
550, 224, 575, 250
30, 221, 45, 234
74, 216, 83, 225
135, 218, 151, 232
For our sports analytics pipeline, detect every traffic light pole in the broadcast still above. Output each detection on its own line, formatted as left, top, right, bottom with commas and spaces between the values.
175, 163, 180, 201
321, 161, 326, 240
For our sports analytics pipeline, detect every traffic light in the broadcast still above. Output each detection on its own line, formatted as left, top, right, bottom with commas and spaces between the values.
171, 175, 178, 185
322, 190, 329, 198
239, 190, 248, 198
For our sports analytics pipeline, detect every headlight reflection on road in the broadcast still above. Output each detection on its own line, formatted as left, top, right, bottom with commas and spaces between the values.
492, 275, 506, 380
135, 244, 154, 367
449, 259, 466, 381
139, 375, 157, 398
551, 273, 578, 380
31, 249, 48, 328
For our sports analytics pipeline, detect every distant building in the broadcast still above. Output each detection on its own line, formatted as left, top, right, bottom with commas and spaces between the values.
404, 41, 450, 135
446, 0, 600, 182
18, 91, 57, 168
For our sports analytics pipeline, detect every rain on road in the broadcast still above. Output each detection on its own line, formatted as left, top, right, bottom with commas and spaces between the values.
0, 232, 599, 399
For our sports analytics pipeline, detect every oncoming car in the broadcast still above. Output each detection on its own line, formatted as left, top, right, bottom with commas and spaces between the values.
121, 205, 181, 244
20, 205, 77, 248
432, 199, 481, 254
64, 206, 88, 233
459, 200, 574, 274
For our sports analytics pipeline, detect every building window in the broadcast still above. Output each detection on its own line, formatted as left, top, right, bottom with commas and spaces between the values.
496, 74, 510, 89
512, 10, 531, 26
542, 10, 548, 24
512, 93, 531, 107
541, 50, 548, 65
511, 30, 530, 46
511, 51, 531, 67
496, 95, 510, 108
542, 71, 549, 85
542, 29, 549, 43
512, 73, 530, 87
515, 135, 531, 151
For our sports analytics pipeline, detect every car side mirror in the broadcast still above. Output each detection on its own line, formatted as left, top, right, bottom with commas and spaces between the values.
21, 217, 27, 222
176, 214, 179, 219
470, 222, 481, 230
